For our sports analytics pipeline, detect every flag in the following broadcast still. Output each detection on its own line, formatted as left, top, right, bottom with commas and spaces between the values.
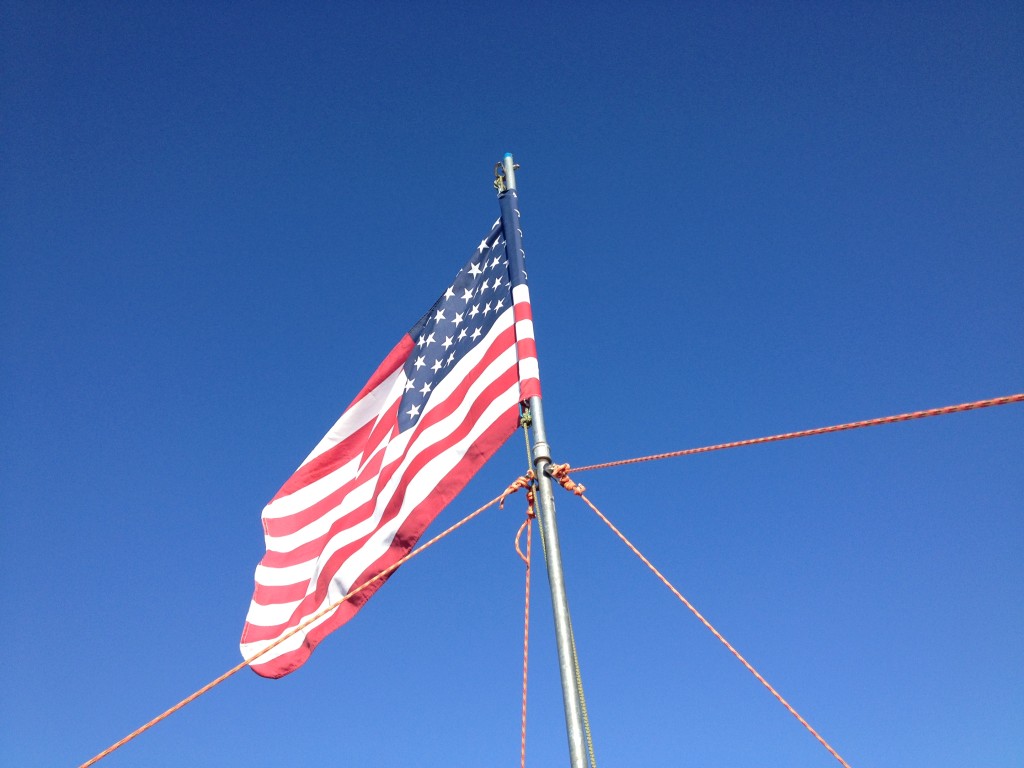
240, 190, 540, 677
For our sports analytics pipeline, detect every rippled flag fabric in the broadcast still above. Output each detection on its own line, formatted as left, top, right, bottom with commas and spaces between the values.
241, 190, 540, 677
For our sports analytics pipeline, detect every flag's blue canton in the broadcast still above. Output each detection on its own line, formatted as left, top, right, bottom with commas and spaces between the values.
397, 220, 516, 432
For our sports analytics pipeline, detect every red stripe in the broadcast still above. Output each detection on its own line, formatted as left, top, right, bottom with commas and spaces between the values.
262, 419, 381, 538
520, 378, 541, 401
512, 299, 533, 322
262, 411, 395, 539
271, 336, 413, 500
248, 579, 308, 606
516, 337, 537, 361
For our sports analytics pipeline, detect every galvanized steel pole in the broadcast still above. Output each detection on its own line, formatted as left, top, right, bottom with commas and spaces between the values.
499, 153, 588, 768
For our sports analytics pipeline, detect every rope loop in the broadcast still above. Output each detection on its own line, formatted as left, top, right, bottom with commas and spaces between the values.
514, 519, 531, 564
547, 463, 586, 496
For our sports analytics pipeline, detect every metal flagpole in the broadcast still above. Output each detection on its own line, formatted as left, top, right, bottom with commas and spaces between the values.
498, 153, 589, 768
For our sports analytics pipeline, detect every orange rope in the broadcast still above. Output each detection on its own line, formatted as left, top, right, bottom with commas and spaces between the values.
547, 463, 585, 496
79, 494, 504, 768
572, 393, 1024, 473
514, 506, 535, 768
573, 487, 853, 768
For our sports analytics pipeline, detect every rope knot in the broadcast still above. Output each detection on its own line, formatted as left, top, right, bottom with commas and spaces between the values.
500, 471, 536, 509
547, 463, 586, 496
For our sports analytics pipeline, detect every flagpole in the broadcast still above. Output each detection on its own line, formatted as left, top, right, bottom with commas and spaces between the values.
499, 153, 589, 768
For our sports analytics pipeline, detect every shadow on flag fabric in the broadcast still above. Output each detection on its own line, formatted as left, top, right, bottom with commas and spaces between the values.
241, 190, 540, 678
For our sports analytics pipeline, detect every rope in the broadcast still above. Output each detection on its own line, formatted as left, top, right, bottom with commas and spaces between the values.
572, 393, 1024, 473
514, 409, 536, 768
79, 494, 505, 768
548, 463, 586, 496
522, 408, 595, 762
515, 509, 534, 768
501, 472, 535, 509
531, 508, 597, 768
569, 623, 598, 768
521, 405, 534, 465
568, 482, 853, 768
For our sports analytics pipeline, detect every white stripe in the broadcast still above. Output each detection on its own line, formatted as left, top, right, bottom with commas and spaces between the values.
240, 601, 339, 665
253, 558, 321, 589
517, 357, 540, 383
263, 367, 409, 525
515, 316, 535, 339
260, 469, 374, 556
261, 453, 360, 522
299, 362, 405, 467
245, 594, 301, 623
257, 430, 414, 585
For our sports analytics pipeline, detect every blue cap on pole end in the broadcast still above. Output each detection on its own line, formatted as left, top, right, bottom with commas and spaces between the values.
503, 152, 513, 159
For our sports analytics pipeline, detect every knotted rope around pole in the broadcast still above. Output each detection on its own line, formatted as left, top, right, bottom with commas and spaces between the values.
547, 463, 586, 496
546, 465, 853, 768
79, 494, 505, 768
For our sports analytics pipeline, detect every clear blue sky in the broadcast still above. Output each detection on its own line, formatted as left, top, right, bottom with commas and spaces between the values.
2, 2, 1022, 766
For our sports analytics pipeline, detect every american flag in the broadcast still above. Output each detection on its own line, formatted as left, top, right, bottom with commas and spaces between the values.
240, 190, 540, 677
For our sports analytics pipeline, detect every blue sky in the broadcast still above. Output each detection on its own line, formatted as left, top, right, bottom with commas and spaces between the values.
2, 2, 1022, 766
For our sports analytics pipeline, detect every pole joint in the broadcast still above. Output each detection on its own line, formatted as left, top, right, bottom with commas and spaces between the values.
532, 440, 552, 464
